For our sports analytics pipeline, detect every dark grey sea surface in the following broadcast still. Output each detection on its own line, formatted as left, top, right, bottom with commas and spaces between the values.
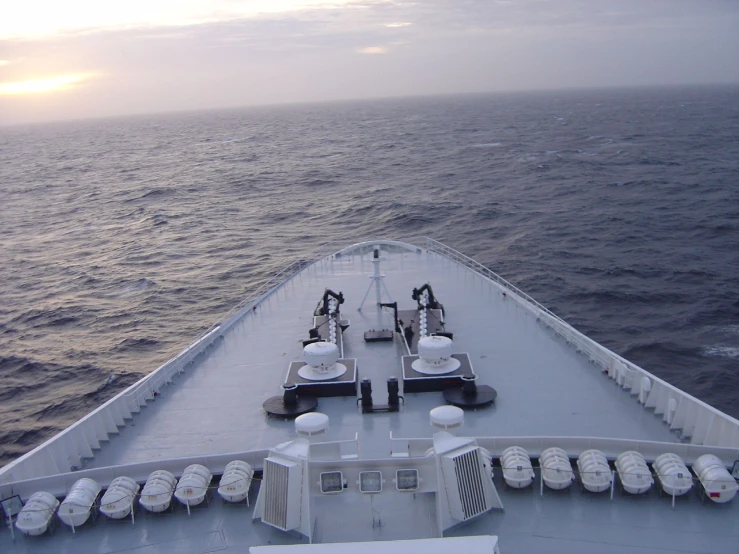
1, 85, 738, 466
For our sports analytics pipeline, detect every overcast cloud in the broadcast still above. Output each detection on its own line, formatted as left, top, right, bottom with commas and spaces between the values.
1, 0, 738, 125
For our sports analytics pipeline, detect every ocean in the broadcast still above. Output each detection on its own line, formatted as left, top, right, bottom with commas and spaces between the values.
1, 85, 738, 466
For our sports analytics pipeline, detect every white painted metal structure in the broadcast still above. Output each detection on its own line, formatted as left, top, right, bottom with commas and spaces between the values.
13, 492, 59, 536
412, 336, 461, 375
138, 470, 176, 513
249, 535, 501, 554
653, 453, 693, 497
540, 447, 575, 490
218, 461, 254, 503
2, 238, 739, 553
299, 342, 347, 381
692, 454, 738, 503
500, 447, 535, 489
99, 476, 138, 519
577, 449, 613, 493
174, 463, 212, 507
57, 478, 100, 529
615, 451, 654, 494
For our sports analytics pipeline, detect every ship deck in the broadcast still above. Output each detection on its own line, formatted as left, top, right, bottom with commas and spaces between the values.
84, 241, 681, 467
3, 240, 739, 553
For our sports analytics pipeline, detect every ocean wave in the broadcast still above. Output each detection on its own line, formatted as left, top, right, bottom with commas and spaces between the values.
1, 84, 738, 465
117, 278, 156, 297
10, 307, 84, 329
125, 187, 177, 201
114, 337, 160, 352
622, 341, 700, 358
715, 324, 739, 336
703, 346, 739, 358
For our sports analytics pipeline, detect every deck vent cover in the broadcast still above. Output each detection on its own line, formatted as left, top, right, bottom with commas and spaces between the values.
441, 445, 498, 521
430, 405, 464, 430
262, 457, 303, 531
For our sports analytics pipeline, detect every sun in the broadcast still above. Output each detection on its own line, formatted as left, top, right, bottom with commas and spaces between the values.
0, 73, 96, 96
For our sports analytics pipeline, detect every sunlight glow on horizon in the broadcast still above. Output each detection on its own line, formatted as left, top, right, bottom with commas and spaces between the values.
1, 0, 737, 126
0, 73, 98, 95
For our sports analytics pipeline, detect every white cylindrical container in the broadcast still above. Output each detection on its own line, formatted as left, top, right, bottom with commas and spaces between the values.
479, 448, 494, 478
540, 447, 575, 490
184, 464, 212, 483
100, 478, 139, 520
58, 478, 102, 528
693, 454, 738, 503
418, 335, 453, 365
218, 460, 255, 503
15, 492, 59, 536
653, 453, 693, 497
577, 449, 612, 493
501, 446, 535, 489
147, 470, 177, 488
140, 470, 177, 513
304, 341, 339, 369
175, 464, 213, 506
615, 451, 653, 494
411, 335, 461, 375
175, 475, 207, 506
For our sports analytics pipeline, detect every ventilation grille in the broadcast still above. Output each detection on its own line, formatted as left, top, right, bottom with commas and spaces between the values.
452, 448, 489, 520
263, 458, 290, 530
439, 445, 497, 522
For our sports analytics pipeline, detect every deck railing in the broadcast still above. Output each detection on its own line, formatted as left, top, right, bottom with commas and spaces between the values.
389, 433, 739, 465
0, 449, 270, 501
418, 237, 567, 324
418, 237, 739, 451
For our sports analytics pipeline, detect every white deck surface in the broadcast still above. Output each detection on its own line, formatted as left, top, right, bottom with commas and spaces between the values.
3, 241, 739, 554
86, 243, 680, 468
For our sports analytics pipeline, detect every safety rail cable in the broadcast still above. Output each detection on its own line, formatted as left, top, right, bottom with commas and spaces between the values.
419, 237, 566, 324
416, 237, 739, 447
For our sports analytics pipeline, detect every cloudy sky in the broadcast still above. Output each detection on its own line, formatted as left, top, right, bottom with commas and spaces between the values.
1, 0, 738, 125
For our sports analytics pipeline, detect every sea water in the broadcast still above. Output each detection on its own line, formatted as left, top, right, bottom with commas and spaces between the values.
1, 85, 738, 465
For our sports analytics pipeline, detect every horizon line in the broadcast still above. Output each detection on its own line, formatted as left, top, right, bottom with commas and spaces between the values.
2, 81, 738, 129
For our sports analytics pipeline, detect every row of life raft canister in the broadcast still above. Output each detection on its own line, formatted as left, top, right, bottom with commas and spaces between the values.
498, 447, 737, 502
14, 460, 254, 536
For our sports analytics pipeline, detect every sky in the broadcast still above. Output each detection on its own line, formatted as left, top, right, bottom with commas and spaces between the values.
1, 0, 738, 125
